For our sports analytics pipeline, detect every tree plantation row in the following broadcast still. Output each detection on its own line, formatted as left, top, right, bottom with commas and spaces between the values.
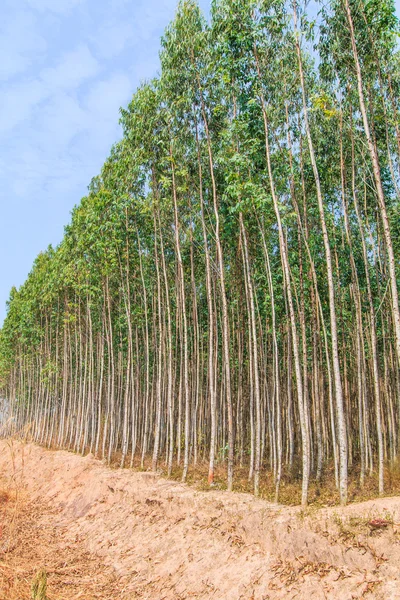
1, 0, 400, 506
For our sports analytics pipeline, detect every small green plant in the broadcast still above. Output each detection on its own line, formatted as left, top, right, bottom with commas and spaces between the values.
31, 569, 48, 600
217, 444, 229, 462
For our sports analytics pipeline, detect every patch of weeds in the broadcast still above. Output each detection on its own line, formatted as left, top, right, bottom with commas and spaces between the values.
296, 505, 320, 522
31, 569, 48, 600
332, 513, 368, 541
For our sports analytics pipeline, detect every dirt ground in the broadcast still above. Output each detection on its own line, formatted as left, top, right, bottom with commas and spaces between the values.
0, 441, 400, 599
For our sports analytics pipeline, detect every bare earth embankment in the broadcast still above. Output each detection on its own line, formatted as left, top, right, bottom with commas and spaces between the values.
1, 441, 400, 599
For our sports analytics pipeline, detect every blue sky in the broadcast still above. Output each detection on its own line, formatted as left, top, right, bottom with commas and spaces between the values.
0, 0, 211, 324
0, 0, 399, 325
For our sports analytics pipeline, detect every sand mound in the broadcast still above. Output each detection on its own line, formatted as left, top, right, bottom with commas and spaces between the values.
1, 440, 400, 599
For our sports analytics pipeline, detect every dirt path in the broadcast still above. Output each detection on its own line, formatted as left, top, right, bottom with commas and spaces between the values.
1, 441, 400, 599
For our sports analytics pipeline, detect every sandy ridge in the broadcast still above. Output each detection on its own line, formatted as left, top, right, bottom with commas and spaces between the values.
1, 441, 400, 599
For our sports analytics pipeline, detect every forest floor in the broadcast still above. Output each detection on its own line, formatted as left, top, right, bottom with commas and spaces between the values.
0, 441, 400, 599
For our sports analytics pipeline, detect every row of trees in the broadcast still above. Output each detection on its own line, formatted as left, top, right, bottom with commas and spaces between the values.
1, 0, 399, 505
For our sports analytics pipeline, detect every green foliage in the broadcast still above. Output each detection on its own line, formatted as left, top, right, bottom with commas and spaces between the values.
31, 569, 48, 600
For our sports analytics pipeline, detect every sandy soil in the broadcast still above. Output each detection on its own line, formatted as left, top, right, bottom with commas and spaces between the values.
0, 441, 400, 599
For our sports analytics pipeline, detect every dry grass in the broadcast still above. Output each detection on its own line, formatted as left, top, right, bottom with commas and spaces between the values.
55, 428, 400, 508
21, 431, 400, 507
0, 484, 130, 600
148, 458, 400, 507
0, 438, 132, 600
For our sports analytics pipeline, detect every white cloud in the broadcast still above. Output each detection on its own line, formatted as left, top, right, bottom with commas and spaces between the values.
0, 45, 99, 135
37, 93, 88, 146
91, 22, 134, 60
84, 73, 132, 120
40, 45, 99, 90
135, 0, 177, 41
23, 0, 85, 14
0, 80, 47, 134
4, 133, 91, 201
1, 73, 130, 203
0, 12, 47, 81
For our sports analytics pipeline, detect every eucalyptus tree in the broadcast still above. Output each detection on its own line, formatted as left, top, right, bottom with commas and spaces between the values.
161, 0, 236, 488
291, 0, 348, 504
320, 0, 400, 495
211, 0, 313, 502
342, 0, 400, 373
